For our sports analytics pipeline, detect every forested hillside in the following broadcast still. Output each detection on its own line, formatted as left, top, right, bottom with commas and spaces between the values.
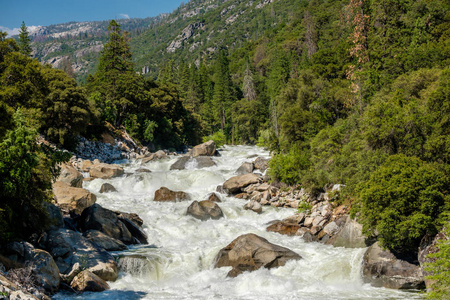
1, 0, 449, 297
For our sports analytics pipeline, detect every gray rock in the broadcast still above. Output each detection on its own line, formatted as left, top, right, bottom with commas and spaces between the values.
99, 183, 117, 193
187, 200, 224, 221
170, 156, 216, 170
44, 202, 64, 229
223, 174, 261, 194
70, 270, 110, 292
215, 233, 301, 277
244, 200, 262, 214
253, 157, 269, 172
83, 230, 128, 251
325, 216, 367, 248
362, 242, 425, 289
323, 221, 340, 236
192, 140, 216, 157
89, 163, 124, 179
236, 162, 254, 175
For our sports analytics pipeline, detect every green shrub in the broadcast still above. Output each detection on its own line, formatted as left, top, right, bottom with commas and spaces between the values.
358, 154, 450, 254
268, 146, 310, 185
203, 131, 226, 147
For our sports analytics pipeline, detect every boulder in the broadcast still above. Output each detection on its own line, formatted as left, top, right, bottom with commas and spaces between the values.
170, 156, 216, 170
205, 192, 222, 202
118, 217, 148, 244
0, 274, 38, 300
70, 270, 110, 292
243, 200, 262, 214
79, 204, 135, 245
362, 242, 425, 289
115, 212, 144, 227
223, 174, 261, 194
215, 233, 301, 277
253, 157, 269, 172
236, 162, 254, 175
83, 230, 128, 251
52, 181, 96, 215
266, 221, 301, 236
141, 150, 167, 164
283, 213, 306, 225
154, 187, 190, 202
79, 160, 94, 172
44, 202, 64, 229
99, 183, 117, 193
192, 140, 216, 157
187, 200, 224, 221
89, 163, 124, 179
325, 216, 367, 248
56, 163, 83, 188
323, 221, 340, 236
42, 228, 119, 281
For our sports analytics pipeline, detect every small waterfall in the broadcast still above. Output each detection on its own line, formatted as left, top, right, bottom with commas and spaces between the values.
118, 255, 160, 280
185, 157, 199, 169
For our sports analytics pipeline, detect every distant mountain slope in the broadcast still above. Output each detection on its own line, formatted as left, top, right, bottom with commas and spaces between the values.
28, 0, 294, 81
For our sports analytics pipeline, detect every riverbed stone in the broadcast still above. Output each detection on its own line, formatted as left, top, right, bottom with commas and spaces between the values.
244, 200, 262, 214
70, 270, 110, 292
56, 163, 84, 188
215, 233, 301, 277
325, 216, 367, 248
154, 187, 191, 202
170, 156, 216, 170
253, 157, 269, 172
362, 242, 425, 289
89, 163, 124, 179
99, 183, 117, 193
52, 181, 97, 215
266, 221, 301, 236
205, 192, 222, 202
223, 173, 261, 194
83, 230, 128, 251
141, 150, 167, 163
187, 200, 224, 221
192, 140, 216, 157
236, 162, 254, 175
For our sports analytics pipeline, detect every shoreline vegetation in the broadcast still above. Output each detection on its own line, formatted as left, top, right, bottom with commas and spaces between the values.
0, 0, 449, 298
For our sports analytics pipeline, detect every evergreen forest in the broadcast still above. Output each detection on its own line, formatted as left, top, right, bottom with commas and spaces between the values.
0, 0, 449, 298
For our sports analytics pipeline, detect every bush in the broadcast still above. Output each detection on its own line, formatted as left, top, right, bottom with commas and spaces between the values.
203, 131, 226, 147
358, 154, 450, 254
268, 146, 310, 185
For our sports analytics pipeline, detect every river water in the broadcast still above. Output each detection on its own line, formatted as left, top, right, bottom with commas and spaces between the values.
54, 146, 422, 300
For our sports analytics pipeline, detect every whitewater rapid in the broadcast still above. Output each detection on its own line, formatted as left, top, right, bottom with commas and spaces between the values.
54, 145, 422, 300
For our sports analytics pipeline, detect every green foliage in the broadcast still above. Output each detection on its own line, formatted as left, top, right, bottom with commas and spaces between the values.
358, 154, 450, 254
424, 224, 450, 300
203, 131, 226, 148
268, 145, 310, 185
18, 22, 32, 57
297, 201, 312, 214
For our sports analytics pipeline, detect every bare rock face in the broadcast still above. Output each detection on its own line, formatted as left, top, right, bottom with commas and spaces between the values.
187, 200, 224, 221
223, 174, 261, 194
215, 233, 302, 277
53, 181, 96, 214
266, 221, 301, 236
170, 156, 216, 170
206, 192, 222, 202
244, 200, 262, 214
89, 162, 124, 179
154, 187, 191, 202
79, 204, 135, 245
70, 270, 110, 292
253, 157, 269, 172
83, 230, 128, 251
56, 163, 84, 188
325, 216, 367, 248
236, 162, 254, 175
362, 242, 425, 289
99, 183, 117, 193
192, 140, 216, 157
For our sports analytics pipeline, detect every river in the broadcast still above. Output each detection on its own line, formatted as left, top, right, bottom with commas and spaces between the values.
54, 145, 422, 300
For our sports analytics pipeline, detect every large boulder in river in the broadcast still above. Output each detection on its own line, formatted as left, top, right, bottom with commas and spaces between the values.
170, 156, 216, 170
253, 157, 269, 172
244, 200, 262, 214
53, 181, 96, 214
70, 270, 110, 292
154, 187, 190, 202
192, 140, 216, 157
215, 233, 301, 277
83, 230, 128, 251
325, 215, 367, 248
362, 242, 425, 289
236, 162, 254, 175
99, 183, 117, 193
266, 221, 301, 236
89, 162, 124, 179
42, 228, 118, 282
187, 200, 224, 221
141, 150, 167, 164
223, 173, 261, 194
56, 163, 84, 188
79, 204, 135, 245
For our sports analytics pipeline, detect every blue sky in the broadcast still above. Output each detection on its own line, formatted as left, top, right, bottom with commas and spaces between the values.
0, 0, 186, 36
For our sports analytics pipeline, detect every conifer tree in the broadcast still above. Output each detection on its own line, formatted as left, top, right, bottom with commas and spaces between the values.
18, 21, 32, 57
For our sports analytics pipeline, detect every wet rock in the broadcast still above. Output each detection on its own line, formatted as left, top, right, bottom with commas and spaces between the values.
119, 217, 148, 244
215, 233, 301, 277
79, 204, 135, 245
243, 200, 262, 214
323, 221, 340, 236
253, 157, 269, 172
99, 183, 117, 193
223, 174, 261, 194
325, 216, 367, 248
236, 162, 253, 175
362, 242, 425, 289
302, 231, 317, 242
115, 212, 144, 227
136, 168, 151, 173
170, 156, 216, 170
70, 270, 110, 292
205, 192, 222, 202
187, 200, 224, 221
83, 230, 128, 251
192, 140, 216, 157
283, 213, 306, 225
53, 181, 96, 215
42, 228, 118, 281
154, 187, 191, 202
141, 150, 167, 163
89, 163, 124, 179
56, 163, 83, 188
266, 221, 301, 236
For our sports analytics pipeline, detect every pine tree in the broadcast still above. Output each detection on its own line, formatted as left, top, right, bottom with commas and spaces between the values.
18, 21, 32, 57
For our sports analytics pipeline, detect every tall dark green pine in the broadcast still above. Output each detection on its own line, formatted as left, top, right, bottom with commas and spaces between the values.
18, 21, 32, 57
